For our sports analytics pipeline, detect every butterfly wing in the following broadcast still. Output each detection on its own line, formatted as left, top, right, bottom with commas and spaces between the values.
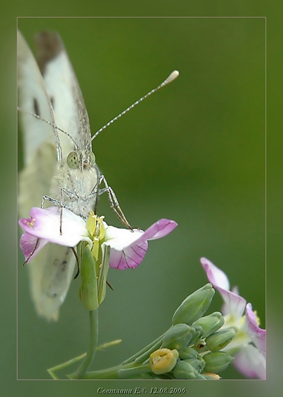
34, 31, 92, 156
18, 31, 76, 321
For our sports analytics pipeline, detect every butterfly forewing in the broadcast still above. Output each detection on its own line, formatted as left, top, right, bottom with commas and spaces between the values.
35, 31, 92, 155
17, 31, 61, 165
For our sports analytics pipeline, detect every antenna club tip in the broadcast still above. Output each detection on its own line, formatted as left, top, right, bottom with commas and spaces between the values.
166, 70, 179, 84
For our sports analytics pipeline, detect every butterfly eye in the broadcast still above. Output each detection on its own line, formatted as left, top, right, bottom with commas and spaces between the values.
67, 152, 79, 169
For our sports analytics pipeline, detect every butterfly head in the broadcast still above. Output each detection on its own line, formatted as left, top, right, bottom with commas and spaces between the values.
67, 150, 96, 171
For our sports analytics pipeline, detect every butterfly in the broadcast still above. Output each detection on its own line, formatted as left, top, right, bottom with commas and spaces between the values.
18, 31, 128, 320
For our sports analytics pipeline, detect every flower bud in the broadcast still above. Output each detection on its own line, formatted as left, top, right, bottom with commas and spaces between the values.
206, 328, 236, 351
149, 348, 179, 375
179, 347, 199, 360
194, 373, 208, 379
172, 284, 215, 325
193, 312, 224, 338
189, 325, 204, 346
203, 351, 234, 373
183, 357, 205, 373
172, 360, 198, 379
79, 244, 98, 311
193, 341, 207, 353
203, 372, 221, 380
161, 324, 195, 351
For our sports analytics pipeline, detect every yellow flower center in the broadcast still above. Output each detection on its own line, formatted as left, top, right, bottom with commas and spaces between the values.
86, 212, 106, 261
24, 217, 36, 228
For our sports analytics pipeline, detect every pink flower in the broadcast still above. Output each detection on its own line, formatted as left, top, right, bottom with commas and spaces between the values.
200, 257, 266, 379
19, 207, 178, 270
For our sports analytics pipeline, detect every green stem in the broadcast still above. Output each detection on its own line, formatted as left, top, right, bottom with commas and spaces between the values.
122, 333, 165, 364
47, 339, 121, 379
74, 309, 98, 378
47, 353, 86, 379
134, 338, 163, 364
69, 362, 151, 379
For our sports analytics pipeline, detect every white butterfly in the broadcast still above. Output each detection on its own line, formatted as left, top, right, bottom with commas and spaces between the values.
18, 31, 104, 320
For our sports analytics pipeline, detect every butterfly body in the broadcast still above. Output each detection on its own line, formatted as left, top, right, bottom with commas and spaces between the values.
50, 148, 99, 219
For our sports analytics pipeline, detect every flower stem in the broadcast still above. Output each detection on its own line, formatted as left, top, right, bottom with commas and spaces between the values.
134, 338, 163, 364
47, 340, 122, 379
47, 352, 87, 379
74, 309, 98, 378
122, 333, 165, 364
69, 362, 151, 379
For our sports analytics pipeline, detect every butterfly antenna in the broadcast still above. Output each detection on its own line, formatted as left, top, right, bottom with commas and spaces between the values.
17, 107, 80, 150
91, 70, 179, 141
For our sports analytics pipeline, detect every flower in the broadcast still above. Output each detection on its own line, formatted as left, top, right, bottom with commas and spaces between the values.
19, 207, 92, 263
19, 207, 178, 270
200, 257, 266, 379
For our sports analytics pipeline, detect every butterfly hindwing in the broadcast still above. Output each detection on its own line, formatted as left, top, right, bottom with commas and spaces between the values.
18, 31, 77, 321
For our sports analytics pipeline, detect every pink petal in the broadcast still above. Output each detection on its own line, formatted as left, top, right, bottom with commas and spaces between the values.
106, 219, 177, 270
200, 257, 230, 290
108, 240, 148, 270
219, 288, 246, 319
245, 303, 266, 358
233, 344, 266, 379
200, 257, 246, 318
19, 207, 91, 247
20, 233, 48, 263
139, 219, 178, 241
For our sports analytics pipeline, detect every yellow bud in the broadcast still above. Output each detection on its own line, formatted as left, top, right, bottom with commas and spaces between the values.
203, 372, 221, 380
149, 348, 179, 375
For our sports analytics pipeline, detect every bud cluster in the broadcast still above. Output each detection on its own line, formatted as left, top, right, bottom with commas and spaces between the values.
125, 284, 236, 379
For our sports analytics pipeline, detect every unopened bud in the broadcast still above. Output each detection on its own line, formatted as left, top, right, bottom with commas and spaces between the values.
172, 284, 215, 325
206, 328, 236, 351
79, 244, 98, 311
179, 347, 199, 360
189, 325, 204, 346
161, 324, 195, 351
183, 357, 205, 373
193, 312, 224, 338
149, 348, 179, 375
203, 372, 221, 380
203, 351, 234, 373
193, 340, 207, 353
172, 360, 198, 379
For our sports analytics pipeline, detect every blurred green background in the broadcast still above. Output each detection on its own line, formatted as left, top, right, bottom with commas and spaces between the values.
17, 17, 265, 381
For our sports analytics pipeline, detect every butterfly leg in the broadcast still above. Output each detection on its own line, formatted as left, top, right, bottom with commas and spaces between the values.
41, 194, 61, 208
98, 175, 133, 229
41, 194, 65, 234
41, 192, 76, 235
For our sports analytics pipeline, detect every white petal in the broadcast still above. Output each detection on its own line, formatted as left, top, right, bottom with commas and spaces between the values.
233, 344, 266, 379
200, 257, 230, 290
